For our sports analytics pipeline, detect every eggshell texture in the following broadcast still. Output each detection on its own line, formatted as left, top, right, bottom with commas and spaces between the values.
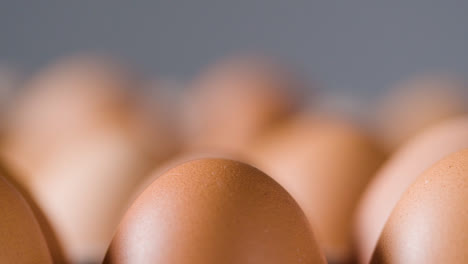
375, 74, 467, 151
0, 55, 179, 262
371, 149, 468, 263
354, 116, 468, 264
105, 159, 326, 264
183, 56, 303, 154
247, 114, 385, 263
0, 173, 52, 263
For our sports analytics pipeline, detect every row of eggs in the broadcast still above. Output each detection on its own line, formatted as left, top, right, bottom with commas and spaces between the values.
0, 54, 467, 263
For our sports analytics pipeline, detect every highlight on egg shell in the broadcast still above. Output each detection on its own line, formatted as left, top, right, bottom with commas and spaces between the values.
354, 115, 468, 264
105, 158, 327, 264
246, 113, 385, 263
182, 55, 307, 155
371, 149, 468, 264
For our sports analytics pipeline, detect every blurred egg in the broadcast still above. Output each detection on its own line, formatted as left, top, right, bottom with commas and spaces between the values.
0, 55, 179, 262
371, 149, 468, 263
354, 116, 468, 264
375, 74, 467, 151
183, 55, 305, 154
105, 159, 326, 264
0, 172, 52, 263
246, 114, 385, 263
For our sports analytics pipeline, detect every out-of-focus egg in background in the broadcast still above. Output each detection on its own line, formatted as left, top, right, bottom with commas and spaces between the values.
0, 55, 180, 263
105, 159, 327, 264
181, 55, 307, 156
371, 149, 468, 263
0, 171, 52, 263
374, 74, 467, 152
354, 116, 468, 264
246, 112, 385, 263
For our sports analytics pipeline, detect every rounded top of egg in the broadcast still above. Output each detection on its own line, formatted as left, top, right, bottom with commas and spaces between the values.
375, 74, 467, 151
183, 55, 305, 154
0, 173, 52, 263
371, 149, 468, 263
354, 115, 468, 264
105, 158, 326, 264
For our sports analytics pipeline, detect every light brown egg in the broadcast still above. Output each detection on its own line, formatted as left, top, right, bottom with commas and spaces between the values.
183, 55, 304, 154
0, 172, 52, 263
246, 114, 385, 263
371, 149, 468, 263
1, 54, 175, 176
105, 159, 326, 264
0, 55, 179, 262
354, 116, 468, 264
375, 74, 467, 151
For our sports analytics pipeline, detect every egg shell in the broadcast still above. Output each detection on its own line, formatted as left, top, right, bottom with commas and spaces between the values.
354, 116, 468, 264
183, 55, 304, 154
371, 149, 468, 263
247, 114, 385, 263
0, 172, 52, 263
105, 159, 326, 264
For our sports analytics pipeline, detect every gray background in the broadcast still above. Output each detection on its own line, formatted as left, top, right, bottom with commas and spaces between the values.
1, 0, 467, 97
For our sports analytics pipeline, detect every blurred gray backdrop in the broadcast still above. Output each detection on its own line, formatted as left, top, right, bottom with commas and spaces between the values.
1, 0, 467, 97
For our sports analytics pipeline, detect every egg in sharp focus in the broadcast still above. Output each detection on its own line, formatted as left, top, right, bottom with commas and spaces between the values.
104, 158, 327, 264
371, 149, 468, 263
0, 170, 52, 263
182, 55, 306, 155
375, 74, 467, 152
0, 54, 179, 263
354, 116, 468, 264
246, 113, 385, 263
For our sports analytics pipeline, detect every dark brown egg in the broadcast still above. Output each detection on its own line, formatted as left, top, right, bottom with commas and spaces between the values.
0, 172, 52, 263
247, 114, 385, 263
354, 116, 468, 264
372, 149, 468, 263
0, 55, 179, 263
183, 55, 304, 154
105, 159, 326, 264
375, 74, 467, 151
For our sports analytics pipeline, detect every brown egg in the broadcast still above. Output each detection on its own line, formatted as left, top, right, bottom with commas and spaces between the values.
247, 114, 385, 263
105, 159, 326, 264
371, 149, 468, 263
354, 116, 468, 264
375, 74, 467, 151
0, 171, 52, 263
183, 55, 304, 154
0, 55, 179, 262
0, 165, 66, 263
